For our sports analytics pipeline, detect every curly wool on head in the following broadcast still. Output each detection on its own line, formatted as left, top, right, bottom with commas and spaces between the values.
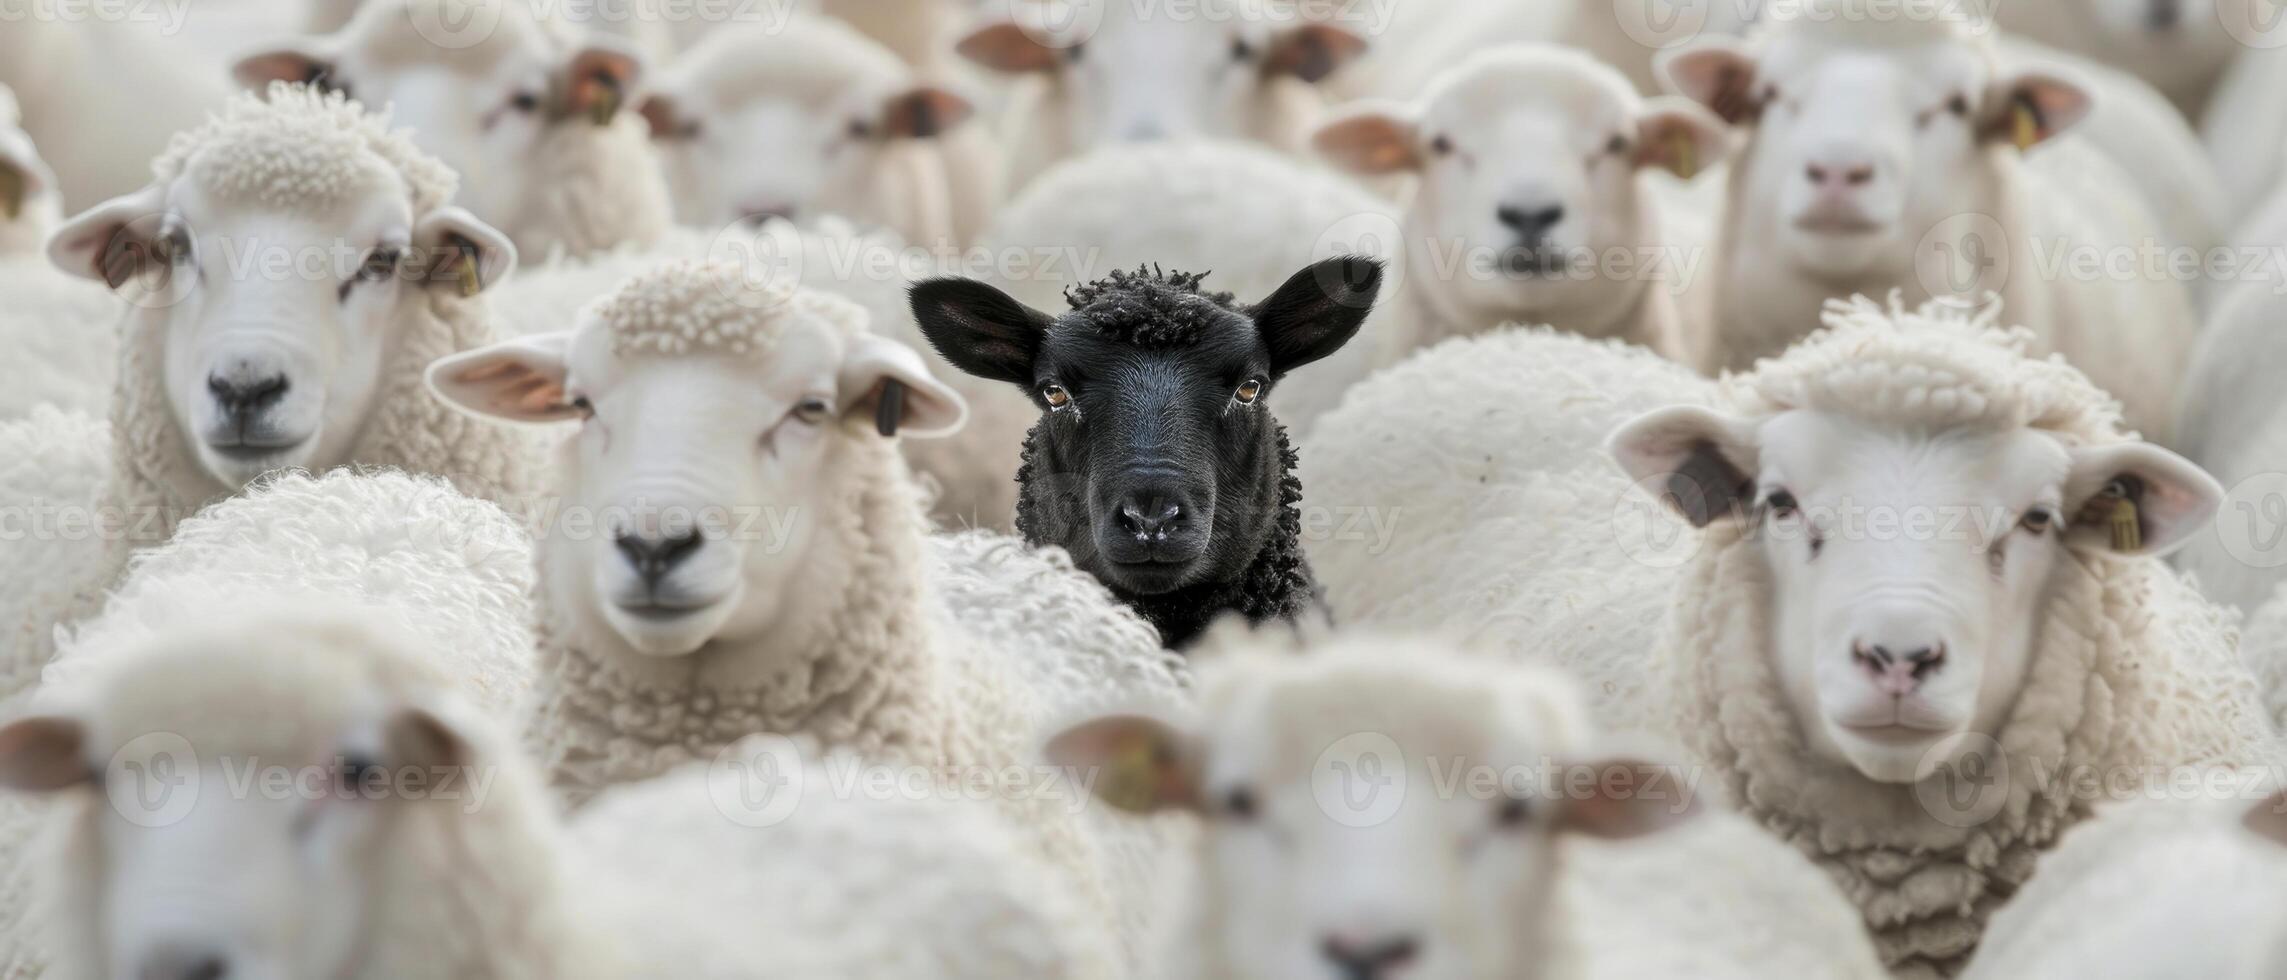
597, 260, 868, 358
156, 85, 456, 215
1061, 266, 1241, 350
1754, 0, 1990, 51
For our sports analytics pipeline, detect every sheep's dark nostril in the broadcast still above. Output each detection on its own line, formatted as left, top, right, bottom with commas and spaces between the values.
1116, 496, 1184, 540
1496, 203, 1565, 239
614, 530, 704, 586
208, 373, 289, 416
1321, 934, 1421, 979
137, 948, 228, 980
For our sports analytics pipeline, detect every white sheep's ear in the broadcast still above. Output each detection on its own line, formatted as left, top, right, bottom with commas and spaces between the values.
0, 714, 91, 793
878, 86, 974, 140
426, 333, 580, 424
1554, 758, 1702, 840
839, 334, 968, 439
383, 703, 476, 772
412, 206, 516, 297
957, 18, 1066, 74
2061, 442, 2221, 558
1634, 97, 1732, 181
561, 42, 643, 126
1260, 22, 1368, 84
1043, 713, 1200, 815
1312, 100, 1421, 175
47, 184, 170, 289
1606, 405, 1760, 528
1658, 39, 1763, 126
231, 39, 343, 93
1979, 69, 2092, 152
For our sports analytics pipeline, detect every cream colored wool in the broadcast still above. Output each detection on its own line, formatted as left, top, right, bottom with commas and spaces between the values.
520, 264, 1188, 972
1304, 297, 2280, 977
6, 607, 1099, 978
0, 89, 553, 707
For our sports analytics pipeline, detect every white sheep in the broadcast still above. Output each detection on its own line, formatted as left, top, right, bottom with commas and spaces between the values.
426, 261, 1190, 969
0, 604, 1106, 979
0, 87, 547, 705
0, 19, 235, 213
2170, 240, 2287, 612
970, 140, 1403, 446
955, 0, 1369, 195
234, 0, 674, 260
1312, 44, 1732, 361
1339, 0, 1759, 99
1659, 0, 2200, 439
1959, 785, 2287, 980
1992, 0, 2253, 120
1047, 627, 1888, 979
639, 15, 999, 246
2203, 46, 2287, 219
0, 87, 119, 422
1300, 295, 2275, 976
0, 84, 59, 258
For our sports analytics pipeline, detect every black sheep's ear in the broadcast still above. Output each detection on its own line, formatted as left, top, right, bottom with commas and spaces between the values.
908, 277, 1055, 389
1252, 256, 1383, 376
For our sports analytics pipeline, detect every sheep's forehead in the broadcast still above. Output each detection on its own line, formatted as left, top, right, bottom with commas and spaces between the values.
345, 0, 567, 74
676, 20, 908, 114
81, 641, 412, 767
583, 262, 866, 364
1204, 659, 1521, 785
1428, 52, 1637, 132
1758, 0, 1987, 49
1756, 410, 2071, 504
156, 89, 457, 217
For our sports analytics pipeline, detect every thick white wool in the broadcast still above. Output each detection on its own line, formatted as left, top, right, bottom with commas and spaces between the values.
1961, 788, 2287, 980
0, 262, 116, 420
1304, 297, 2280, 977
597, 259, 865, 358
2239, 584, 2287, 731
159, 85, 456, 217
0, 407, 120, 705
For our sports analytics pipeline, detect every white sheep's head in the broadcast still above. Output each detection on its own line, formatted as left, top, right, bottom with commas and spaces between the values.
639, 19, 974, 230
958, 0, 1365, 151
232, 0, 647, 250
1315, 45, 1729, 322
0, 607, 504, 980
1608, 299, 2222, 784
2048, 0, 2250, 91
428, 262, 964, 658
44, 87, 516, 491
0, 83, 62, 254
1658, 1, 2090, 281
1048, 631, 1701, 980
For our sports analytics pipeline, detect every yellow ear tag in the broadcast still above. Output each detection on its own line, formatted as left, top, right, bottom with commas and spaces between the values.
0, 166, 21, 221
2095, 479, 2142, 552
1101, 733, 1166, 813
587, 86, 620, 127
2011, 100, 2039, 153
455, 240, 482, 298
1669, 129, 1699, 181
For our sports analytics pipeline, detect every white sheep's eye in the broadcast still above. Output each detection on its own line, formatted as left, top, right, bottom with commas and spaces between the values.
1429, 134, 1454, 157
1494, 796, 1531, 828
792, 396, 832, 424
2019, 509, 2055, 534
509, 92, 541, 113
1041, 384, 1071, 409
1946, 93, 1971, 117
1765, 489, 1800, 518
1606, 134, 1629, 155
1234, 378, 1263, 404
158, 223, 194, 265
358, 248, 400, 281
570, 395, 595, 419
1230, 36, 1255, 61
848, 118, 874, 140
1221, 787, 1258, 821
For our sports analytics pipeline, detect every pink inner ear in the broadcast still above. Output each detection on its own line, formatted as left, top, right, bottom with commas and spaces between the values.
1265, 23, 1368, 84
1315, 115, 1417, 174
957, 22, 1063, 73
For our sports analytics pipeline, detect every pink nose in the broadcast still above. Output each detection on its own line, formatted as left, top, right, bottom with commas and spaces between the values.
1854, 641, 1946, 697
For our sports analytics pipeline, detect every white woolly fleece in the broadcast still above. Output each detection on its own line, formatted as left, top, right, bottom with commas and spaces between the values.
1304, 297, 2281, 977
0, 89, 554, 708
0, 262, 119, 421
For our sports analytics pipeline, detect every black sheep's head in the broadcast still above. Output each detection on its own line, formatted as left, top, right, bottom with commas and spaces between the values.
912, 257, 1382, 596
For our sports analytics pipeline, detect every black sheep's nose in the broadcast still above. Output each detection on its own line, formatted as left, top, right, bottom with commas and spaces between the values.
1116, 495, 1185, 541
207, 374, 288, 417
614, 530, 703, 588
1496, 203, 1566, 241
1321, 934, 1421, 980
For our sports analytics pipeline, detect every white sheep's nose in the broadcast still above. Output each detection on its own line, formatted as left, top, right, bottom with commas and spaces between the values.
1804, 154, 1879, 197
1320, 931, 1422, 980
1848, 602, 1951, 696
136, 942, 229, 980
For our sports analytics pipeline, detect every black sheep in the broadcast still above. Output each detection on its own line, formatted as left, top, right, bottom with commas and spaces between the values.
910, 257, 1383, 649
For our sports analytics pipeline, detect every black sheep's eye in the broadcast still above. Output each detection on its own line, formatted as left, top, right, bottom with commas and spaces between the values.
1494, 796, 1531, 828
509, 92, 541, 113
1234, 378, 1263, 404
1041, 383, 1071, 409
2019, 509, 2054, 534
1223, 787, 1257, 820
1766, 490, 1800, 518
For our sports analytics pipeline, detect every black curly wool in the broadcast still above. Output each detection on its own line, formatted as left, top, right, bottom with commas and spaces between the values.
1015, 424, 1320, 650
1061, 265, 1239, 348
